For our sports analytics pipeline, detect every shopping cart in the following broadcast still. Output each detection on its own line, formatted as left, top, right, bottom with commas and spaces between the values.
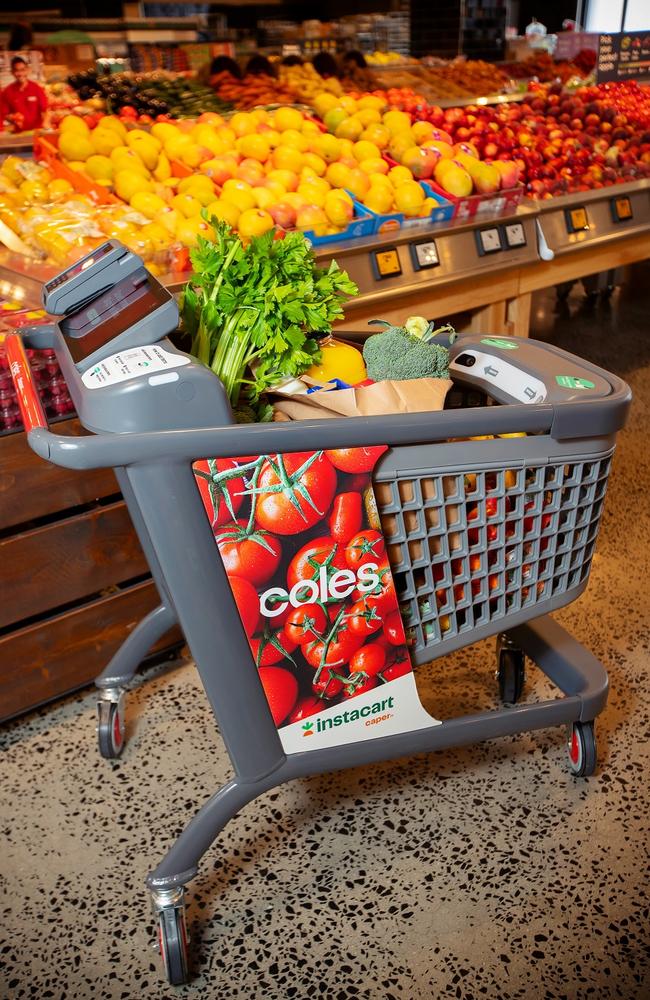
7, 318, 631, 986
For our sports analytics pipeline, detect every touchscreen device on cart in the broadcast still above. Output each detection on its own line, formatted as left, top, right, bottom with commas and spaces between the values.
42, 240, 143, 317
60, 269, 178, 372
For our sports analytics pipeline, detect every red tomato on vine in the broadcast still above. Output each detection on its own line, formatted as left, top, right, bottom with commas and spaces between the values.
229, 576, 260, 637
194, 459, 245, 528
254, 452, 337, 535
287, 536, 347, 592
216, 519, 282, 587
258, 667, 298, 725
325, 446, 387, 473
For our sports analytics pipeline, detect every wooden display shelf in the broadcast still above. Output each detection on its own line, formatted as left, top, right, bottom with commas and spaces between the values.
0, 419, 183, 723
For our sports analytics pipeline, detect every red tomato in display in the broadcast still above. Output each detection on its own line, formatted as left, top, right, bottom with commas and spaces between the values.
254, 451, 337, 536
328, 492, 362, 544
249, 630, 297, 666
312, 668, 345, 699
303, 623, 363, 670
288, 695, 323, 724
343, 675, 379, 699
325, 446, 388, 473
258, 666, 298, 725
345, 529, 386, 569
194, 459, 245, 529
229, 576, 260, 637
354, 560, 397, 613
286, 536, 347, 591
283, 603, 328, 646
215, 519, 282, 586
346, 597, 384, 638
383, 611, 406, 646
381, 646, 411, 681
345, 473, 371, 493
350, 642, 386, 676
120, 105, 137, 118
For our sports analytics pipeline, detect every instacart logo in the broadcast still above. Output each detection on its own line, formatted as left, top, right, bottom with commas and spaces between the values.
300, 695, 395, 736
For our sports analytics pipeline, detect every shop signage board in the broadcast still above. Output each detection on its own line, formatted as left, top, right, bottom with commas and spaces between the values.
597, 32, 650, 83
555, 31, 598, 61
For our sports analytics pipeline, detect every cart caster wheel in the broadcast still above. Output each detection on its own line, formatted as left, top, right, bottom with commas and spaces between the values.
567, 721, 597, 777
496, 637, 525, 704
157, 898, 190, 985
97, 694, 125, 759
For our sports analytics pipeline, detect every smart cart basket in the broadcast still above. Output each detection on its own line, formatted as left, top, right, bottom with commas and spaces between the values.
6, 256, 631, 985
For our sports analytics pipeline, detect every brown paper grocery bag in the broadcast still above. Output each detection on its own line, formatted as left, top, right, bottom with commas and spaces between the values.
272, 377, 452, 421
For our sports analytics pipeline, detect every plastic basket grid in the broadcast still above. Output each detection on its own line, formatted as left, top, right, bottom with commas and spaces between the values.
375, 454, 612, 656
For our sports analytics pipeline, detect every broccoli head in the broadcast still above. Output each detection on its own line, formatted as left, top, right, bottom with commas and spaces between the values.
362, 323, 450, 381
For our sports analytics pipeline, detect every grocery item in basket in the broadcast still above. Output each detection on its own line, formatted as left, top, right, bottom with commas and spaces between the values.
362, 317, 455, 383
304, 334, 367, 385
181, 222, 357, 417
272, 376, 451, 420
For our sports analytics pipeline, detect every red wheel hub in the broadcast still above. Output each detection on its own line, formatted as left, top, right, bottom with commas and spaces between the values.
568, 728, 580, 765
113, 708, 123, 748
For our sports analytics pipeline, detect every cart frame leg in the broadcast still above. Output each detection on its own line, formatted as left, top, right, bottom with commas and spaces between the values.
95, 600, 178, 690
145, 614, 608, 892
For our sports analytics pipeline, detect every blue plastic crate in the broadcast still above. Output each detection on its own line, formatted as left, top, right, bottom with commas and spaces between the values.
354, 181, 454, 235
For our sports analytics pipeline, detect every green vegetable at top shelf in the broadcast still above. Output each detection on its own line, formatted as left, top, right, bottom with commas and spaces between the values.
362, 317, 456, 382
180, 221, 358, 416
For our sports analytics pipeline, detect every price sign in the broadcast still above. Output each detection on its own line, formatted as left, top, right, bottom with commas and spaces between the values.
565, 207, 589, 233
410, 240, 439, 270
371, 248, 402, 280
611, 196, 633, 222
597, 32, 650, 84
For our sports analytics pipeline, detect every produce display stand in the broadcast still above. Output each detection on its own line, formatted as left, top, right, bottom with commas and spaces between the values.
6, 243, 631, 983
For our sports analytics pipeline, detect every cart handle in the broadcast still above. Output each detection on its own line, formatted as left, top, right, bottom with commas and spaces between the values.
4, 333, 48, 433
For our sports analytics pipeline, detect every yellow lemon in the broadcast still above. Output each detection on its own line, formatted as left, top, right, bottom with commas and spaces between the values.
140, 221, 170, 251
206, 200, 240, 229
47, 178, 74, 200
394, 181, 426, 216
363, 185, 394, 215
180, 144, 205, 169
278, 129, 309, 153
85, 155, 113, 181
175, 215, 212, 247
324, 189, 354, 227
60, 115, 90, 136
353, 140, 381, 163
153, 152, 172, 181
58, 132, 94, 162
273, 107, 304, 132
91, 128, 124, 156
114, 171, 152, 202
129, 191, 167, 219
238, 133, 271, 163
151, 122, 180, 142
97, 116, 128, 140
237, 208, 274, 240
229, 112, 257, 137
171, 193, 202, 218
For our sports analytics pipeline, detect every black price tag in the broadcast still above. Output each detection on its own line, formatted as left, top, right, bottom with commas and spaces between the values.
371, 248, 402, 279
565, 207, 589, 233
611, 196, 633, 222
410, 240, 440, 270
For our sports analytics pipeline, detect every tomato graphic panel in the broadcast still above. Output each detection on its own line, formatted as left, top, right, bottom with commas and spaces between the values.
192, 447, 440, 752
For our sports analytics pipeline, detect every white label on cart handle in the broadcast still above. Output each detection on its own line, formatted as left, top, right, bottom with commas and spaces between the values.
82, 345, 190, 389
450, 350, 547, 404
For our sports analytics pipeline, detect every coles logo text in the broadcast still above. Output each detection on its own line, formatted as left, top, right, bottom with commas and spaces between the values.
260, 562, 380, 618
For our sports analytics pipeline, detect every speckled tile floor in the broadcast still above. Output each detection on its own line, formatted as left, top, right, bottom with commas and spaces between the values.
2, 267, 650, 1000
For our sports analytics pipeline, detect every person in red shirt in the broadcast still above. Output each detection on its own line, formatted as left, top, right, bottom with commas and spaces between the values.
0, 56, 48, 132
